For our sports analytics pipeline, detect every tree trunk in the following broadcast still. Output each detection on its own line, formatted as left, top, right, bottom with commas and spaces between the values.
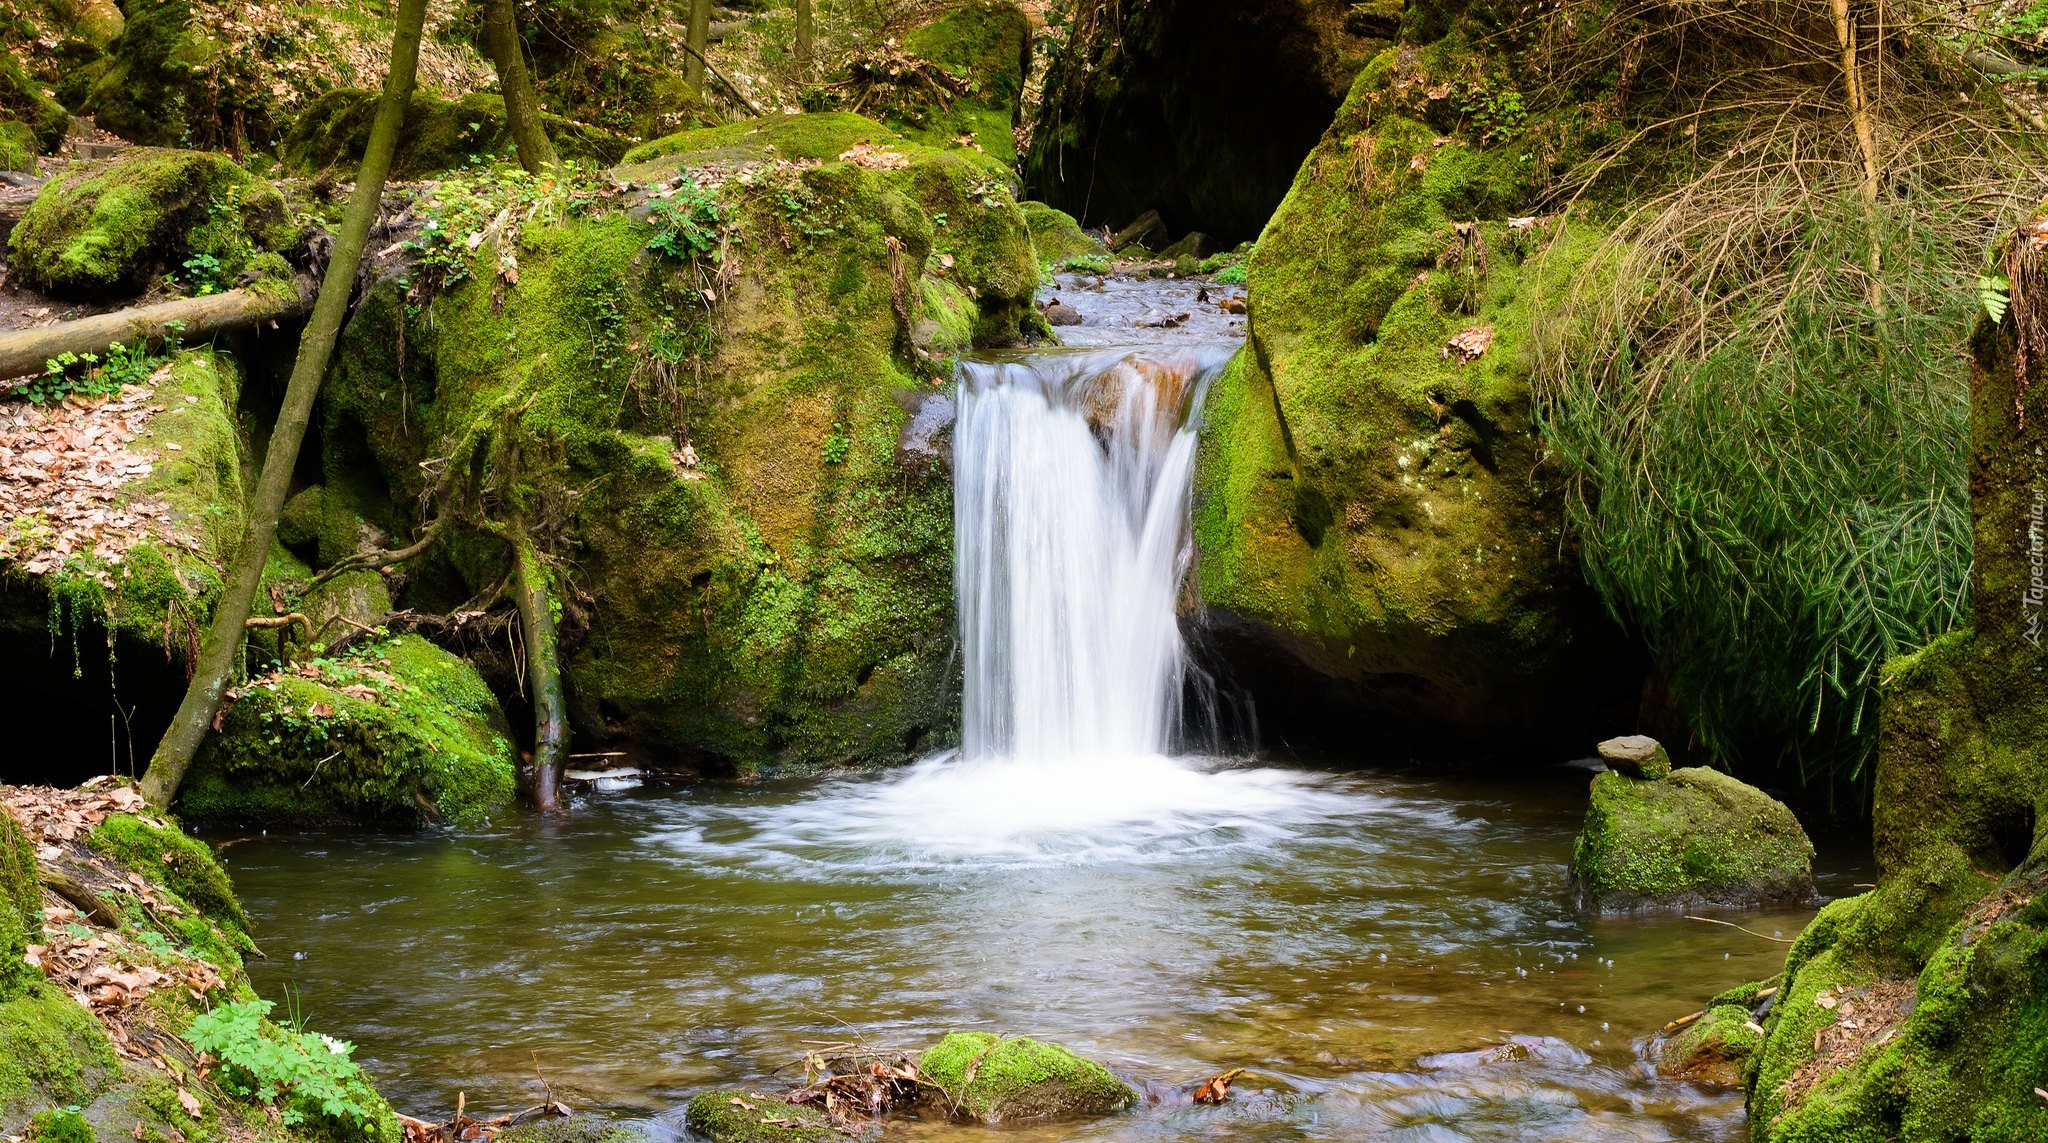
795, 0, 813, 64
687, 0, 712, 92
0, 283, 313, 384
138, 0, 431, 809
513, 536, 567, 814
481, 0, 558, 174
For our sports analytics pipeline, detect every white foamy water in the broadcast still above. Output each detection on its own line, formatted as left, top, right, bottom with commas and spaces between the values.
664, 345, 1410, 868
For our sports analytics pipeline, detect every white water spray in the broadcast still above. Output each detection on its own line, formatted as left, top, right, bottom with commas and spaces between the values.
953, 348, 1224, 761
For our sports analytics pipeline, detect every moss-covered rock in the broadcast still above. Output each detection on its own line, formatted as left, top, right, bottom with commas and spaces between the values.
1571, 767, 1814, 912
323, 112, 1038, 776
179, 635, 518, 827
0, 50, 68, 155
1, 787, 402, 1142
681, 1092, 843, 1143
1191, 42, 1638, 759
1019, 201, 1102, 265
895, 0, 1032, 165
1658, 1004, 1763, 1087
0, 120, 39, 172
1743, 302, 2048, 1140
281, 90, 632, 180
917, 1033, 1136, 1123
514, 2, 714, 142
0, 806, 40, 1000
8, 149, 299, 299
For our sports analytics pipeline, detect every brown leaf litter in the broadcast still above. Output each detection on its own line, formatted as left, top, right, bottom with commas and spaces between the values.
0, 381, 187, 583
1774, 978, 1916, 1114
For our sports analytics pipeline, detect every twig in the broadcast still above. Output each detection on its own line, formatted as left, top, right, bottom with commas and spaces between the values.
1684, 914, 1795, 942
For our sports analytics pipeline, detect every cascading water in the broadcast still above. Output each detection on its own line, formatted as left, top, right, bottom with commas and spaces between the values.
953, 347, 1221, 762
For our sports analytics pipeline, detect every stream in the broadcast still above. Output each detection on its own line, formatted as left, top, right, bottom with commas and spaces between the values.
215, 276, 1858, 1142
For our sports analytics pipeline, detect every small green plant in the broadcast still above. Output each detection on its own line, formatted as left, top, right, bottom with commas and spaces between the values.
1061, 253, 1110, 274
822, 422, 851, 464
27, 1108, 94, 1143
644, 182, 726, 261
1981, 271, 2012, 323
1454, 81, 1527, 145
27, 337, 171, 404
180, 252, 229, 296
1212, 262, 1247, 285
964, 176, 1008, 210
185, 999, 379, 1128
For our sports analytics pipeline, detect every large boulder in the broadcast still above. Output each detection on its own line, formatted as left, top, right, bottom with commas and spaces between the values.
1190, 39, 1640, 760
282, 90, 633, 180
8, 148, 299, 299
1571, 766, 1814, 912
1744, 269, 2048, 1142
1657, 1003, 1763, 1087
0, 50, 69, 157
181, 635, 519, 827
1019, 200, 1102, 265
1025, 0, 1382, 244
917, 1033, 1137, 1122
321, 112, 1040, 777
682, 1091, 849, 1143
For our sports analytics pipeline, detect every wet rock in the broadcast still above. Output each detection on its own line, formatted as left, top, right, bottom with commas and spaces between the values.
1657, 1004, 1763, 1086
894, 389, 957, 472
1043, 298, 1083, 325
1077, 357, 1195, 437
496, 1116, 643, 1143
1159, 231, 1218, 261
1112, 209, 1170, 252
683, 1091, 855, 1143
1571, 767, 1815, 912
1597, 734, 1672, 781
918, 1032, 1137, 1122
1021, 201, 1104, 264
9, 148, 299, 299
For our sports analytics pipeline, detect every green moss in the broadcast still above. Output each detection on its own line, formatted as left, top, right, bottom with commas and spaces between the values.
896, 0, 1031, 164
1571, 768, 1815, 911
8, 149, 294, 299
180, 635, 518, 827
0, 986, 119, 1115
0, 120, 38, 172
0, 806, 40, 1001
28, 1107, 96, 1143
1188, 40, 1638, 753
495, 1116, 641, 1143
917, 1033, 1136, 1122
1019, 201, 1101, 265
0, 49, 68, 153
1658, 1004, 1763, 1086
326, 111, 1037, 776
681, 1091, 840, 1143
282, 89, 632, 180
86, 814, 250, 940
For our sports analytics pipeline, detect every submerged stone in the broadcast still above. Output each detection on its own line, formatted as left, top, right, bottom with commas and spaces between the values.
181, 635, 518, 827
682, 1091, 851, 1143
1571, 767, 1814, 912
1656, 1004, 1762, 1086
8, 148, 299, 299
918, 1032, 1137, 1123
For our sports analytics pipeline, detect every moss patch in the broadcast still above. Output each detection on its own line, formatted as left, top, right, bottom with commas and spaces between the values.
8, 149, 297, 299
1019, 201, 1101, 266
0, 806, 40, 1000
282, 90, 632, 180
180, 635, 518, 827
1571, 768, 1814, 912
1658, 1004, 1763, 1087
681, 1091, 840, 1143
917, 1033, 1136, 1123
0, 49, 68, 154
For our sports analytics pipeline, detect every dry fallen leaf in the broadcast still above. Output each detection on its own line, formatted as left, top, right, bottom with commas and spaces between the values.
1192, 1068, 1246, 1104
177, 1088, 201, 1118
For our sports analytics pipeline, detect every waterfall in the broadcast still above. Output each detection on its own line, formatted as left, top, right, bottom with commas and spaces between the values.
952, 346, 1233, 762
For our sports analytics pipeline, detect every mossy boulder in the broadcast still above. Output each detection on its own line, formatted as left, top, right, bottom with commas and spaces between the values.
1657, 1004, 1763, 1087
1745, 308, 2048, 1141
0, 50, 68, 156
0, 121, 39, 173
180, 635, 518, 827
323, 112, 1039, 776
0, 789, 402, 1141
1019, 201, 1102, 265
8, 149, 300, 299
1571, 767, 1814, 912
282, 90, 633, 180
0, 806, 39, 1000
1191, 42, 1639, 759
894, 0, 1032, 164
681, 1092, 846, 1143
918, 1033, 1137, 1123
516, 5, 714, 141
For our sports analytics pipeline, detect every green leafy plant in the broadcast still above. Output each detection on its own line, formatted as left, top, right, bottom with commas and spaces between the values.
644, 182, 727, 261
822, 422, 851, 464
1211, 262, 1247, 285
185, 999, 379, 1128
1061, 253, 1110, 274
1981, 271, 2012, 323
180, 252, 230, 296
27, 337, 173, 404
27, 1108, 94, 1143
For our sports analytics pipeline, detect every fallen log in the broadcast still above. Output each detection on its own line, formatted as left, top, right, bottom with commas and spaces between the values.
0, 281, 313, 383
